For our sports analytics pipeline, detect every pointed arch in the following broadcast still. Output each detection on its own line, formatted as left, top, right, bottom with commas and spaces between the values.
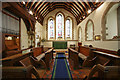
55, 12, 65, 40
47, 16, 55, 40
65, 16, 73, 40
85, 19, 94, 41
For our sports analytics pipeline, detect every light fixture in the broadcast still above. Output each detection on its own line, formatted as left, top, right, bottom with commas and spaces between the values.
29, 10, 33, 15
96, 0, 99, 3
22, 1, 25, 5
83, 16, 85, 19
88, 9, 91, 14
35, 17, 38, 19
6, 36, 12, 40
95, 35, 101, 40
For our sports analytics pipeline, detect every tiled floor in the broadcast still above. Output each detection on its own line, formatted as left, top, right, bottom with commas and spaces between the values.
43, 50, 87, 80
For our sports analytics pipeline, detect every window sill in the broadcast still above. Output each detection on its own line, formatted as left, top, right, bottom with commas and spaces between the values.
45, 40, 78, 42
103, 39, 120, 41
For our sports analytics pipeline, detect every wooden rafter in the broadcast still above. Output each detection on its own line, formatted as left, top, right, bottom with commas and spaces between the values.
70, 3, 80, 15
16, 1, 103, 25
36, 2, 47, 15
70, 2, 82, 18
2, 2, 10, 8
32, 2, 39, 10
41, 2, 54, 16
25, 0, 29, 7
72, 2, 82, 15
37, 2, 49, 16
34, 2, 43, 13
29, 0, 35, 10
39, 2, 51, 15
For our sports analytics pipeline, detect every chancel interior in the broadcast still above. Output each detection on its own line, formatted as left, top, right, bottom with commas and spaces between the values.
1, 1, 120, 80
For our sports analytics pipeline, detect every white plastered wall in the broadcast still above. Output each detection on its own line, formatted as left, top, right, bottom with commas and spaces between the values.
35, 21, 44, 47
77, 2, 119, 51
21, 19, 29, 49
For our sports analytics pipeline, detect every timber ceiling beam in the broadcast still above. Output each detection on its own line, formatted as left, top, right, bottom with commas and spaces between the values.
29, 0, 35, 10
8, 2, 35, 22
36, 2, 47, 15
2, 2, 11, 9
17, 1, 103, 25
41, 2, 54, 16
34, 2, 43, 13
32, 2, 39, 10
38, 2, 50, 16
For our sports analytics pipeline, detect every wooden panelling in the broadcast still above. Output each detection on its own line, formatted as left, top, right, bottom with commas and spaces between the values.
33, 46, 43, 57
79, 46, 90, 56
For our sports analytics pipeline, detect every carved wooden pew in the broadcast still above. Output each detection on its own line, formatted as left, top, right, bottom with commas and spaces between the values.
95, 47, 117, 55
69, 45, 120, 68
1, 51, 33, 66
1, 50, 47, 79
32, 47, 43, 57
91, 51, 120, 66
68, 48, 80, 69
68, 46, 92, 69
32, 47, 54, 69
78, 46, 92, 56
69, 47, 120, 79
86, 64, 120, 80
82, 50, 120, 79
1, 65, 34, 79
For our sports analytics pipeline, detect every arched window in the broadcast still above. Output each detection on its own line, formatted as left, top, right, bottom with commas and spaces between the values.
47, 12, 73, 40
103, 3, 120, 40
85, 19, 94, 41
56, 13, 64, 40
48, 18, 54, 40
65, 17, 72, 40
78, 27, 82, 42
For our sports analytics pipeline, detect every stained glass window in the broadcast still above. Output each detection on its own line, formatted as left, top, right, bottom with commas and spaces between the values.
65, 18, 72, 39
48, 18, 54, 40
48, 12, 73, 40
56, 13, 64, 39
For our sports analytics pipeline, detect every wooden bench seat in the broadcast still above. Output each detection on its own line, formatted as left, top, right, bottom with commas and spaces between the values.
86, 64, 120, 80
69, 46, 120, 68
32, 47, 53, 69
78, 53, 87, 60
36, 53, 45, 61
1, 65, 33, 79
69, 46, 120, 79
68, 46, 92, 69
1, 51, 33, 66
1, 50, 47, 79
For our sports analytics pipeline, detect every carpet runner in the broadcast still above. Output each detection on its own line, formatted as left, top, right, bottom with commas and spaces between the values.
55, 53, 66, 59
51, 53, 72, 80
